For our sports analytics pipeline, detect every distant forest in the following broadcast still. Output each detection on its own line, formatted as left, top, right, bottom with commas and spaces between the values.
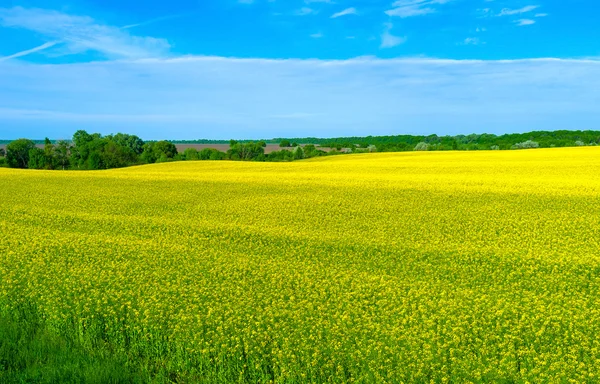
0, 129, 598, 170
163, 130, 600, 150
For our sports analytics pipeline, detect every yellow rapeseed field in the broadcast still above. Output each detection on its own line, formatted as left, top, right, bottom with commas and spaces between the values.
1, 147, 600, 382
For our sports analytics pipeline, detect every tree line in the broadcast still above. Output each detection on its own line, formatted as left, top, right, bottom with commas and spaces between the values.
1, 129, 598, 170
0, 131, 329, 170
286, 130, 600, 151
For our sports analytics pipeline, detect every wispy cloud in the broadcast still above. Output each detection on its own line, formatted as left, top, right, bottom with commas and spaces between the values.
0, 7, 170, 60
294, 7, 317, 16
462, 37, 481, 45
380, 23, 406, 48
331, 7, 358, 18
535, 13, 548, 17
386, 0, 453, 18
310, 32, 323, 38
1, 57, 599, 139
498, 5, 539, 16
515, 19, 535, 26
0, 41, 59, 61
121, 14, 185, 30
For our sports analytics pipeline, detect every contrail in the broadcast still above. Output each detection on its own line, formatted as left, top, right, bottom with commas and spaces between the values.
0, 13, 183, 62
0, 41, 59, 62
121, 14, 186, 30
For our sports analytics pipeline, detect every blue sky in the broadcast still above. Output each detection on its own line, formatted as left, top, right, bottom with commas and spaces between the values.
0, 0, 599, 140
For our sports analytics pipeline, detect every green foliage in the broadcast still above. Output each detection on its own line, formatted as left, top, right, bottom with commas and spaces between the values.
0, 305, 149, 383
108, 133, 145, 155
4, 129, 600, 171
265, 149, 295, 162
70, 130, 141, 170
0, 147, 5, 157
302, 144, 325, 158
199, 148, 226, 160
54, 141, 71, 170
101, 141, 138, 168
153, 141, 178, 159
414, 142, 430, 151
180, 147, 226, 161
279, 130, 600, 152
27, 147, 48, 170
227, 141, 266, 161
22, 137, 70, 170
6, 138, 36, 168
183, 148, 200, 160
512, 140, 540, 149
142, 141, 179, 164
294, 145, 304, 160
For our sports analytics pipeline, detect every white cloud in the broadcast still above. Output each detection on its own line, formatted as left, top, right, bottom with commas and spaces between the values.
380, 23, 407, 48
498, 5, 539, 16
535, 13, 548, 17
386, 0, 453, 18
515, 19, 535, 26
463, 37, 480, 45
294, 7, 316, 16
1, 56, 599, 139
310, 32, 323, 38
331, 7, 357, 18
0, 7, 170, 59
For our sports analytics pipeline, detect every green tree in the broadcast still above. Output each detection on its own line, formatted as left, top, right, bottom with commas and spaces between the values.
70, 130, 97, 169
279, 139, 291, 148
266, 149, 295, 162
101, 140, 137, 168
227, 141, 266, 161
141, 141, 178, 163
6, 139, 36, 168
303, 144, 319, 158
42, 137, 57, 169
87, 151, 102, 170
54, 141, 71, 170
109, 133, 145, 155
28, 147, 47, 169
0, 148, 6, 157
183, 148, 200, 160
199, 148, 225, 160
140, 143, 157, 163
72, 130, 93, 148
414, 142, 430, 151
153, 141, 178, 161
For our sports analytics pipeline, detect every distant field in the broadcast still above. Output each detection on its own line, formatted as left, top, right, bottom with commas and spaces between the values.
1, 148, 600, 382
175, 143, 333, 154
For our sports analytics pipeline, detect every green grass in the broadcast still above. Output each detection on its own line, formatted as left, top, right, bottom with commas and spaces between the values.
0, 305, 148, 384
0, 303, 287, 383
